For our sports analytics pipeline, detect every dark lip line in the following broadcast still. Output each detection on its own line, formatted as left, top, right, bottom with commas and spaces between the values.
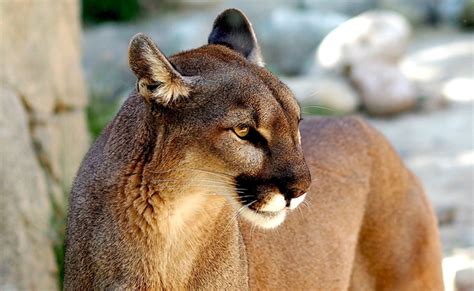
247, 206, 286, 217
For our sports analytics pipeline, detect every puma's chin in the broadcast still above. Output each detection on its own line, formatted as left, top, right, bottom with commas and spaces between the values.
240, 207, 288, 229
236, 193, 294, 229
230, 191, 307, 229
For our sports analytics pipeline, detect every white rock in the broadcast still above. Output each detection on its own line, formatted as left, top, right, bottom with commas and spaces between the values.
282, 74, 360, 114
317, 10, 411, 71
350, 60, 417, 116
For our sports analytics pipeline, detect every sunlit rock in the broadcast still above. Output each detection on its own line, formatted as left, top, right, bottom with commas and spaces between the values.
317, 10, 411, 71
350, 60, 417, 116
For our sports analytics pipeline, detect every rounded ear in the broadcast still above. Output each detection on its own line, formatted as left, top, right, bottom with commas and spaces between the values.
208, 8, 264, 67
128, 33, 192, 105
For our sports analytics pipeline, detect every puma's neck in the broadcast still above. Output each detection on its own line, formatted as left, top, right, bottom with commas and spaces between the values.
104, 96, 244, 288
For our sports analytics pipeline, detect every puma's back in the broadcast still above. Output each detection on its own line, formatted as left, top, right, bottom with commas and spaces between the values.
64, 9, 443, 290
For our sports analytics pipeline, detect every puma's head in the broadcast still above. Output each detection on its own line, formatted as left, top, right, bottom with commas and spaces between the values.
128, 9, 311, 229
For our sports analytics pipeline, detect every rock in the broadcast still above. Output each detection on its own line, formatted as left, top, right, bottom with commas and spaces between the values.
32, 111, 90, 194
0, 2, 87, 114
282, 74, 360, 114
0, 0, 89, 288
317, 10, 411, 71
258, 7, 348, 75
0, 88, 58, 290
350, 60, 417, 116
455, 268, 474, 291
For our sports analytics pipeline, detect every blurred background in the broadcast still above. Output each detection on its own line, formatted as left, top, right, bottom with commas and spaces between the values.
0, 0, 472, 290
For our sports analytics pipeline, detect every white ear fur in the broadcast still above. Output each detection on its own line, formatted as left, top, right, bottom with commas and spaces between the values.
128, 33, 191, 105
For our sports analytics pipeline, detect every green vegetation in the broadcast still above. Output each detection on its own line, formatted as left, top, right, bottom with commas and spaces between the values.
82, 0, 141, 23
86, 95, 121, 140
52, 200, 66, 289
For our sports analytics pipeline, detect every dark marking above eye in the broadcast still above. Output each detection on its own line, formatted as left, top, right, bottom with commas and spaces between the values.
147, 82, 162, 91
241, 127, 268, 149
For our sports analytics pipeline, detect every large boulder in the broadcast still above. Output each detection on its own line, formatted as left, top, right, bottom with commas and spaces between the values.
0, 0, 89, 288
350, 60, 417, 116
0, 2, 87, 114
317, 10, 411, 72
0, 89, 57, 290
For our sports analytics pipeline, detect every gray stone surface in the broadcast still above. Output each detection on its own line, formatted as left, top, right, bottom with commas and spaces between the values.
32, 111, 90, 206
317, 10, 411, 71
0, 1, 87, 114
0, 0, 89, 288
0, 88, 57, 290
350, 60, 417, 116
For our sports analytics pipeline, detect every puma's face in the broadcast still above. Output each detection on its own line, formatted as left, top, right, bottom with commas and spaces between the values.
169, 56, 310, 229
216, 84, 310, 229
128, 9, 311, 229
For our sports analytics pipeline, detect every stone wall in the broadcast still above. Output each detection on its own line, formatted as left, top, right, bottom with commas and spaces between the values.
0, 1, 89, 289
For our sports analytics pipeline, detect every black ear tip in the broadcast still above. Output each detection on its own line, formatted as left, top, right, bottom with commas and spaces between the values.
214, 8, 249, 28
209, 8, 263, 66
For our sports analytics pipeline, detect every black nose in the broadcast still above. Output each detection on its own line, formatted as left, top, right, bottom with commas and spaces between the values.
278, 169, 311, 201
291, 189, 307, 198
284, 189, 307, 207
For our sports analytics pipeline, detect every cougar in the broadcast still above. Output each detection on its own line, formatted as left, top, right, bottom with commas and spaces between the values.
64, 8, 443, 290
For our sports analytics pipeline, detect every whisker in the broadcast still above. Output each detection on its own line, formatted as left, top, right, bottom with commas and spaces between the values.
297, 205, 305, 220
186, 167, 235, 178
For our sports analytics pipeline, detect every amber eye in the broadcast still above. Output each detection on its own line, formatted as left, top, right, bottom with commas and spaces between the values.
233, 125, 250, 138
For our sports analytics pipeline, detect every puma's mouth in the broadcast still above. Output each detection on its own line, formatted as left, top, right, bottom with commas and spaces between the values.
232, 175, 308, 228
237, 193, 307, 229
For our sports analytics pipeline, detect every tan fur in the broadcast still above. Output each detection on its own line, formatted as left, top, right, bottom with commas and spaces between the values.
64, 9, 443, 290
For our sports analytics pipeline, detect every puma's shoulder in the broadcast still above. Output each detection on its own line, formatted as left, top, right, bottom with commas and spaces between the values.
300, 116, 378, 149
